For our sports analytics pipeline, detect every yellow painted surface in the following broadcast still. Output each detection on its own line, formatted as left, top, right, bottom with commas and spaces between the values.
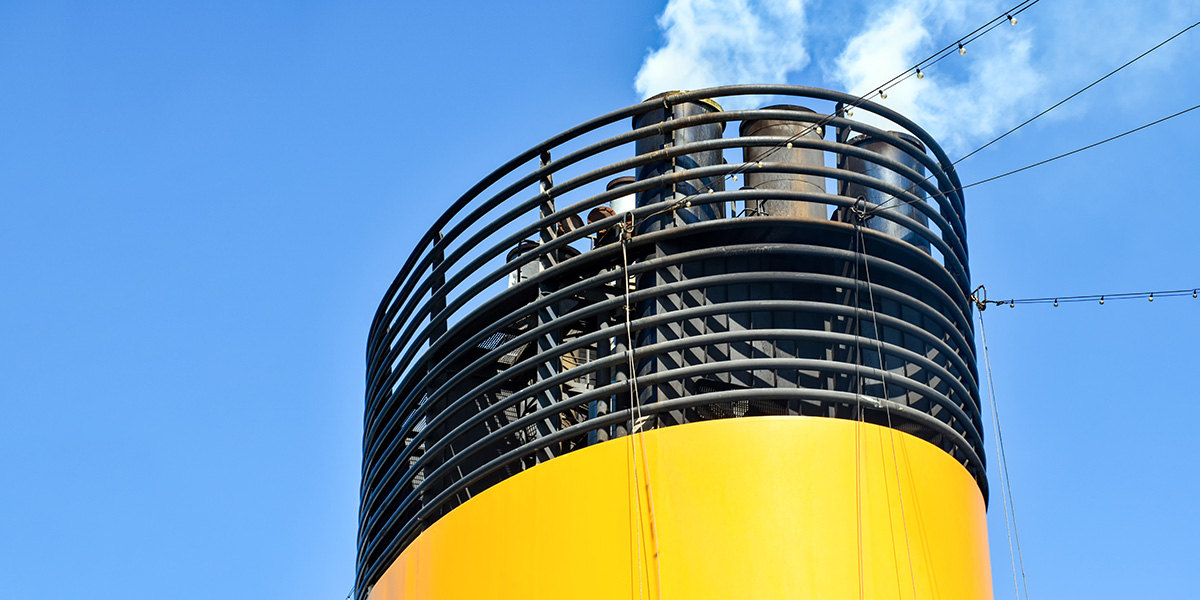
367, 416, 992, 600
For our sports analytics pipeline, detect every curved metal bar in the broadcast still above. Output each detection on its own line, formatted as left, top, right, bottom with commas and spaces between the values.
367, 99, 968, 368
363, 239, 978, 481
361, 234, 979, 487
362, 183, 950, 429
365, 138, 967, 400
359, 325, 983, 539
362, 236, 976, 459
361, 289, 983, 512
365, 239, 979, 456
362, 285, 981, 500
366, 185, 971, 413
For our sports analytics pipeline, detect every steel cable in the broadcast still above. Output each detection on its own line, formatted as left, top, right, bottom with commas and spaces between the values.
978, 309, 1031, 600
858, 223, 919, 600
871, 19, 1200, 217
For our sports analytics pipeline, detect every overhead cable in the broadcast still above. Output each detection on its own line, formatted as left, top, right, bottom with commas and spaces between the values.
877, 0, 1040, 98
971, 286, 1199, 309
954, 17, 1200, 167
978, 310, 1031, 600
869, 101, 1200, 216
869, 17, 1200, 216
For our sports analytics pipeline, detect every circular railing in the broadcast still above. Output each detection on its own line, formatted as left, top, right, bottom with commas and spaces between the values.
356, 85, 981, 598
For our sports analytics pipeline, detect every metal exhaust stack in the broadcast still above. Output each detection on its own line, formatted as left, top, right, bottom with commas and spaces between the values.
505, 240, 542, 288
633, 91, 726, 233
843, 131, 931, 253
740, 105, 827, 219
606, 175, 636, 215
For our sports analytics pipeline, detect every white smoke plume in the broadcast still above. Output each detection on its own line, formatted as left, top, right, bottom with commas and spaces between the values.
636, 0, 1200, 153
634, 0, 810, 109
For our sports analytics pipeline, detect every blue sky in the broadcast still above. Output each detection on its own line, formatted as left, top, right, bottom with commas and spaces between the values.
2, 1, 1197, 598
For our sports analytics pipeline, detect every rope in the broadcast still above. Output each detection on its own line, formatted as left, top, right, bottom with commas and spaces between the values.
977, 309, 1031, 600
619, 216, 647, 599
851, 211, 866, 600
620, 215, 663, 600
857, 222, 918, 600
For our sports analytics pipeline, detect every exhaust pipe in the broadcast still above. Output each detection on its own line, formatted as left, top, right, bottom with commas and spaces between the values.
633, 92, 726, 233
740, 105, 827, 220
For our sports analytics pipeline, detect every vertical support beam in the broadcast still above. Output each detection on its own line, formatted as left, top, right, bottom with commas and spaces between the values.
648, 242, 686, 427
637, 105, 680, 427
828, 102, 857, 406
835, 102, 851, 198
534, 151, 562, 461
589, 314, 612, 446
537, 151, 558, 260
422, 231, 449, 513
429, 231, 447, 345
610, 308, 630, 440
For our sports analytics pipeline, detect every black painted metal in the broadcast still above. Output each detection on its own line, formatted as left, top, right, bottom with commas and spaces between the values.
355, 85, 981, 599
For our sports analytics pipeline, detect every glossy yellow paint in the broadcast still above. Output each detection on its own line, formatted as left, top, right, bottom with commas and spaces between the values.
367, 416, 992, 600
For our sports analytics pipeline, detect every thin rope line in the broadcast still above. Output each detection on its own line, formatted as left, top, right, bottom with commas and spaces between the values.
978, 310, 1021, 600
857, 223, 903, 598
639, 425, 663, 600
620, 217, 647, 600
978, 311, 1031, 600
852, 215, 866, 600
879, 424, 906, 600
621, 215, 663, 600
858, 226, 918, 600
633, 107, 666, 589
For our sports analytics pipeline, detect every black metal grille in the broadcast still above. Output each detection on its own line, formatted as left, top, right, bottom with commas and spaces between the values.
356, 85, 982, 598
